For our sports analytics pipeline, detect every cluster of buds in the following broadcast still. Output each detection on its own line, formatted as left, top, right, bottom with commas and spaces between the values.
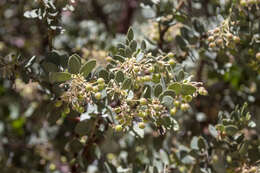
113, 98, 168, 132
106, 79, 128, 100
55, 74, 106, 114
207, 19, 240, 49
113, 86, 208, 132
108, 52, 176, 81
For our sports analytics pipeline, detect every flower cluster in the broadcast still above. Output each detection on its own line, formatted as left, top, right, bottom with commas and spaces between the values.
207, 19, 240, 49
112, 86, 207, 132
55, 74, 105, 114
108, 52, 176, 80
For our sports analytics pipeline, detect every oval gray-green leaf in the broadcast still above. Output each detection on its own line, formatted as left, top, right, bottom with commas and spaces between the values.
117, 43, 125, 49
125, 47, 132, 57
159, 89, 175, 101
74, 120, 91, 136
208, 125, 218, 138
141, 40, 146, 50
49, 72, 71, 83
154, 84, 163, 97
127, 27, 134, 41
42, 62, 58, 72
168, 82, 182, 94
177, 70, 185, 81
225, 125, 238, 136
80, 59, 96, 77
239, 142, 248, 156
68, 54, 81, 74
190, 136, 199, 150
115, 71, 124, 83
162, 95, 173, 108
181, 84, 196, 95
121, 78, 132, 90
198, 136, 207, 150
98, 69, 109, 82
114, 55, 125, 62
142, 85, 152, 98
130, 40, 137, 51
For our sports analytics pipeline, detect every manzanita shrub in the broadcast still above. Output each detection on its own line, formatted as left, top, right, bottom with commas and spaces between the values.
0, 0, 260, 173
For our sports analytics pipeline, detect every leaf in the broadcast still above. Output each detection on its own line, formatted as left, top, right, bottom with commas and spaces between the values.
181, 84, 196, 95
154, 84, 163, 97
176, 35, 187, 50
68, 139, 83, 152
68, 54, 81, 74
74, 121, 88, 136
24, 56, 36, 68
42, 62, 58, 72
141, 40, 146, 50
174, 14, 187, 23
160, 149, 169, 164
127, 90, 134, 99
225, 125, 238, 136
239, 142, 248, 156
24, 9, 39, 18
121, 78, 132, 90
104, 162, 117, 173
198, 136, 207, 150
162, 96, 173, 109
131, 123, 144, 138
248, 121, 256, 128
168, 82, 182, 94
190, 136, 199, 150
49, 72, 71, 83
74, 119, 95, 136
159, 89, 175, 101
115, 71, 124, 83
177, 70, 185, 81
46, 50, 69, 68
127, 27, 134, 41
180, 27, 191, 40
208, 125, 218, 138
125, 47, 132, 57
98, 69, 109, 82
168, 83, 196, 95
142, 85, 152, 98
79, 59, 96, 77
193, 19, 205, 33
117, 43, 125, 49
113, 55, 125, 62
130, 40, 137, 51
173, 119, 179, 131
118, 48, 125, 56
181, 155, 195, 164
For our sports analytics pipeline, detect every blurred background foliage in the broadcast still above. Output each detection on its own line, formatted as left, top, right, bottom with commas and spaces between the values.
0, 0, 260, 172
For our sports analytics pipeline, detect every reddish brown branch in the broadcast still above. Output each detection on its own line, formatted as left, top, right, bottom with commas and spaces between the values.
116, 0, 138, 33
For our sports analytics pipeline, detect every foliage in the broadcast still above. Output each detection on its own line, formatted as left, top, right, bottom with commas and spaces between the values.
0, 0, 260, 173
